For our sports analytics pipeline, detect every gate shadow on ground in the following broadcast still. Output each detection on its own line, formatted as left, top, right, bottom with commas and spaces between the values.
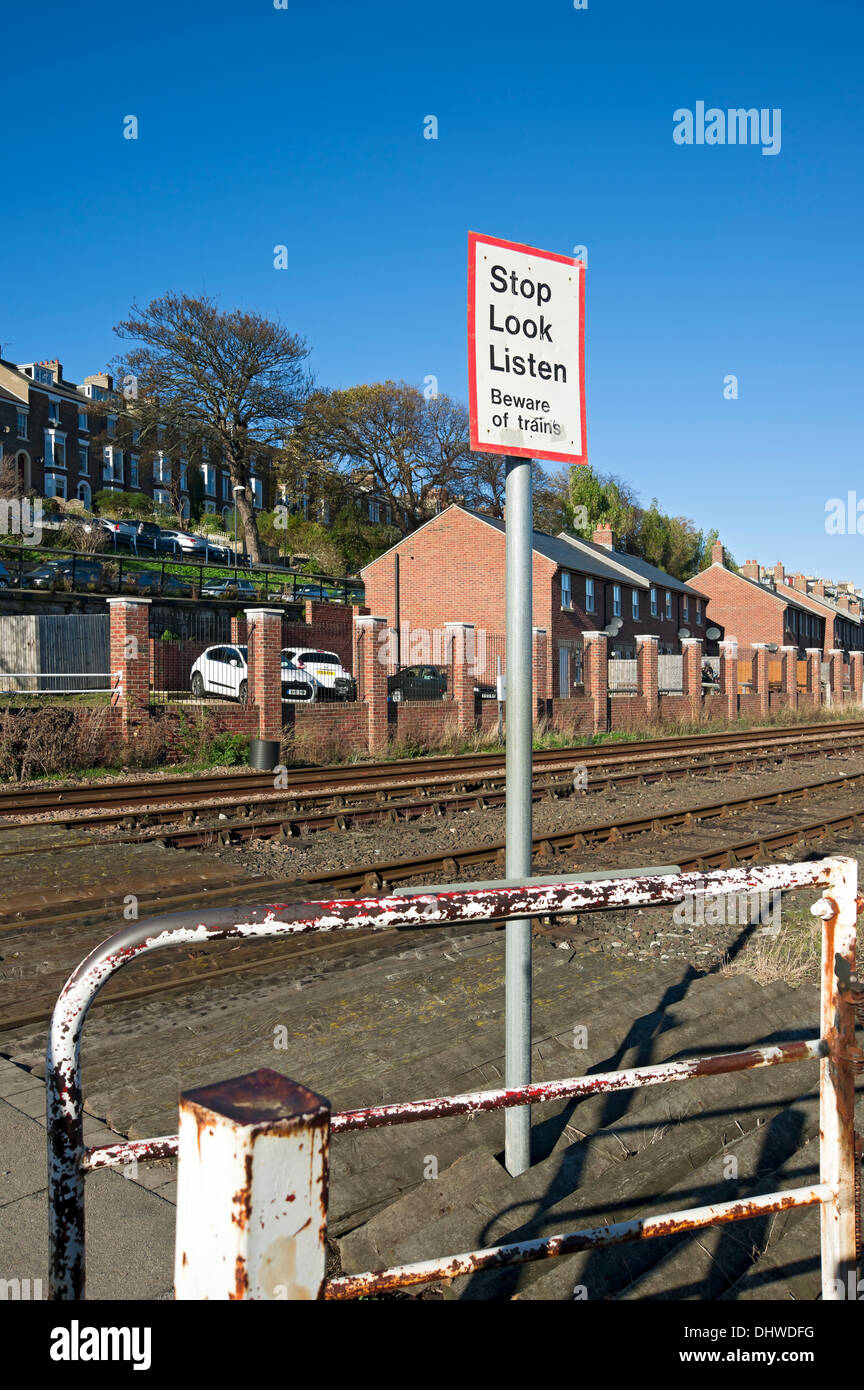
462, 888, 818, 1299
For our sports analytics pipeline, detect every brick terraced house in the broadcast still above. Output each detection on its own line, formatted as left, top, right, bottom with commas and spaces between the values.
693, 544, 841, 658
361, 505, 715, 698
0, 357, 272, 522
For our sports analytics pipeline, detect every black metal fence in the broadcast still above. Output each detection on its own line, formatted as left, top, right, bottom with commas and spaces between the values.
0, 544, 363, 607
149, 611, 359, 708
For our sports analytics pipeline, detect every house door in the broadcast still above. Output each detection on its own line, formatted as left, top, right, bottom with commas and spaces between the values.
558, 645, 570, 698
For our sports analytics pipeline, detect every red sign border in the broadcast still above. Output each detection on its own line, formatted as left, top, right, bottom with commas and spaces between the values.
467, 230, 587, 466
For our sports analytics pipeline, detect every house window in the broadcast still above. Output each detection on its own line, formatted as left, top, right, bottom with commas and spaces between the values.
251, 477, 263, 508
16, 410, 28, 439
131, 428, 140, 446
46, 432, 66, 469
613, 583, 622, 617
154, 453, 170, 483
222, 472, 231, 502
107, 415, 117, 438
48, 399, 60, 424
130, 455, 139, 488
650, 587, 657, 617
203, 499, 216, 514
203, 464, 215, 496
157, 424, 166, 443
561, 572, 572, 609
179, 460, 188, 491
632, 589, 639, 620
665, 590, 672, 620
34, 366, 54, 386
696, 600, 703, 625
78, 410, 88, 432
153, 488, 170, 509
77, 480, 91, 508
200, 441, 209, 459
102, 446, 122, 482
44, 472, 66, 499
585, 577, 595, 613
683, 597, 689, 622
78, 444, 89, 474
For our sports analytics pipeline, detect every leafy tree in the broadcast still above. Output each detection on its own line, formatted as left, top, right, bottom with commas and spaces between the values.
107, 293, 312, 562
284, 382, 473, 534
561, 466, 728, 581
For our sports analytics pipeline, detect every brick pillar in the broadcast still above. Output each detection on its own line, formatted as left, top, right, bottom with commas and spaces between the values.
636, 634, 659, 723
719, 640, 738, 721
780, 645, 798, 710
829, 649, 845, 705
532, 628, 549, 723
230, 612, 245, 644
681, 638, 702, 717
583, 631, 608, 735
445, 622, 477, 734
356, 615, 389, 755
245, 608, 283, 741
849, 651, 863, 705
107, 598, 151, 734
805, 648, 822, 708
752, 644, 770, 717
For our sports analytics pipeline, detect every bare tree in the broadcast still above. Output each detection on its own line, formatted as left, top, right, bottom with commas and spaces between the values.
108, 293, 312, 562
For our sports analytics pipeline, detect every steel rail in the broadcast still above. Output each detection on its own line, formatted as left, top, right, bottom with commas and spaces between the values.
5, 770, 864, 943
7, 717, 863, 819
5, 729, 859, 854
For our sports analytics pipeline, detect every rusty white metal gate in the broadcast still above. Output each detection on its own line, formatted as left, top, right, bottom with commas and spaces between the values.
46, 858, 861, 1300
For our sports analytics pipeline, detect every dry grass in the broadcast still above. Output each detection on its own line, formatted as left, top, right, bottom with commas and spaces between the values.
719, 897, 829, 988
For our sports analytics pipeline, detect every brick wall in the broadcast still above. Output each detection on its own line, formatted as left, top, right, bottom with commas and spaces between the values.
395, 701, 460, 745
288, 702, 368, 759
550, 696, 595, 734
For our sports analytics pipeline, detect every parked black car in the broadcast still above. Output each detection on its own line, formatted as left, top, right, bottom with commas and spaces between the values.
120, 570, 193, 597
135, 521, 174, 553
26, 559, 106, 590
387, 665, 448, 703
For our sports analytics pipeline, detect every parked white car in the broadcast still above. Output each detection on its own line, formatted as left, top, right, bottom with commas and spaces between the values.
281, 648, 357, 701
189, 645, 321, 704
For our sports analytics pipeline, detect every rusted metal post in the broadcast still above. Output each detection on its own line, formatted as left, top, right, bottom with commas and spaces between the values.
814, 856, 859, 1299
174, 1069, 330, 1300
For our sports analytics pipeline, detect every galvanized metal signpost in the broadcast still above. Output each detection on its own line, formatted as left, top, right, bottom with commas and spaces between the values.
468, 232, 586, 1175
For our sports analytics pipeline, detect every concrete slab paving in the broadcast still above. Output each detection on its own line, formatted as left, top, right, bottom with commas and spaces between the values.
0, 1067, 177, 1301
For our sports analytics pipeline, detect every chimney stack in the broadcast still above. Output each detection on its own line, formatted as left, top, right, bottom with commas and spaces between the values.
592, 523, 614, 549
711, 541, 725, 566
84, 371, 113, 392
741, 560, 760, 579
774, 561, 785, 584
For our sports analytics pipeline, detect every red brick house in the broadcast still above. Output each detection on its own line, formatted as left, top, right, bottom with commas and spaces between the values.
694, 544, 828, 658
361, 505, 714, 697
0, 357, 274, 521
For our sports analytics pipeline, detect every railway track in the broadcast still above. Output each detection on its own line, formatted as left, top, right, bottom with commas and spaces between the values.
0, 732, 857, 856
2, 717, 863, 823
2, 790, 864, 1035
3, 718, 864, 1035
4, 764, 864, 937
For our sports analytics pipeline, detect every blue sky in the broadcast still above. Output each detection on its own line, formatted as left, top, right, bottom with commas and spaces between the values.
2, 0, 862, 580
